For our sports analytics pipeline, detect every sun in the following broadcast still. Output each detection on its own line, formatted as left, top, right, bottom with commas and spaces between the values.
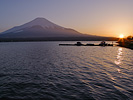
119, 34, 124, 38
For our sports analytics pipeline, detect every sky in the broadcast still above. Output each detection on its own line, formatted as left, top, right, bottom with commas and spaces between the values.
0, 0, 133, 37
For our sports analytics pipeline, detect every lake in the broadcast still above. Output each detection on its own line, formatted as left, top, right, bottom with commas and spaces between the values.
0, 41, 132, 100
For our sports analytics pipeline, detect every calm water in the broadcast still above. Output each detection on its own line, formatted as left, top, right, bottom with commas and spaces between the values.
0, 41, 132, 100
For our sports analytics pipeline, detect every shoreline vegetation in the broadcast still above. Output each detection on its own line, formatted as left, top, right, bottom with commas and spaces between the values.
117, 36, 133, 49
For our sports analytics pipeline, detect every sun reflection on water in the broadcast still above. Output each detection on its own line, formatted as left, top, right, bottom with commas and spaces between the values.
114, 47, 124, 75
115, 48, 123, 66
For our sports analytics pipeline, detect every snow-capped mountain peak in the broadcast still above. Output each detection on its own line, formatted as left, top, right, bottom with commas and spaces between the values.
1, 17, 64, 34
22, 17, 64, 29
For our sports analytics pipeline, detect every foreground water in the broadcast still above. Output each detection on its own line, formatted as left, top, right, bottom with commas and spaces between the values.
0, 41, 132, 100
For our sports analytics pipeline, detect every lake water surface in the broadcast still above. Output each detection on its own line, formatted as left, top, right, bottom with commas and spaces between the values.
0, 41, 132, 100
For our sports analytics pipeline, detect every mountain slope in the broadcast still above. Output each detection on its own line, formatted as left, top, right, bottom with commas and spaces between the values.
0, 17, 117, 41
0, 17, 87, 38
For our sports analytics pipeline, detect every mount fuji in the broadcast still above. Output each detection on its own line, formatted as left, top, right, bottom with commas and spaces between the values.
0, 17, 88, 38
0, 17, 117, 41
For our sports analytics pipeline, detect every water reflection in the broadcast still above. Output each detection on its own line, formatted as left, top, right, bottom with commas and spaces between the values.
115, 48, 124, 74
115, 48, 123, 66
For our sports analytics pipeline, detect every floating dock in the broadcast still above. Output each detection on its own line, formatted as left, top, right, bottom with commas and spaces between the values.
59, 44, 114, 46
59, 42, 114, 46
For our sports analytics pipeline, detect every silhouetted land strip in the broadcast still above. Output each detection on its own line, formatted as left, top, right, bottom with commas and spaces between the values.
0, 37, 118, 42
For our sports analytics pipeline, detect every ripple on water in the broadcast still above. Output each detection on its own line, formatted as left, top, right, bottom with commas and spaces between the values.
0, 42, 132, 100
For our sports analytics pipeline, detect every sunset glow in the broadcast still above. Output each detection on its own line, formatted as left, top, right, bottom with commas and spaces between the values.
119, 34, 124, 38
0, 0, 133, 37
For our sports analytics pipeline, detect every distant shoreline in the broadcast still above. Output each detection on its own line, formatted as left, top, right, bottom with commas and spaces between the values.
0, 37, 118, 42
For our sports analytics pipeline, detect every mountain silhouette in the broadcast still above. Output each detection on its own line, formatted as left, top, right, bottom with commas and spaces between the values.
0, 17, 88, 38
0, 17, 117, 41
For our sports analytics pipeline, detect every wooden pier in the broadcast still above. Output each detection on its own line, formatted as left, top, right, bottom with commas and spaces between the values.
59, 42, 114, 46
